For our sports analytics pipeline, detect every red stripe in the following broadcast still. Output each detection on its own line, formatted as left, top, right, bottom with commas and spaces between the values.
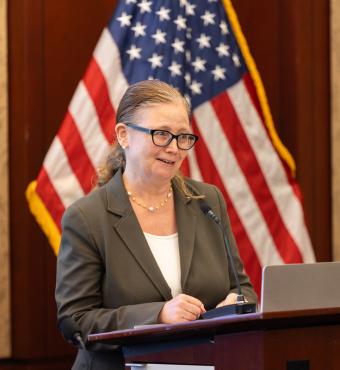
58, 112, 97, 193
192, 117, 262, 296
243, 73, 265, 124
36, 168, 65, 232
83, 57, 116, 143
243, 74, 302, 201
180, 158, 190, 177
211, 92, 303, 263
243, 75, 307, 216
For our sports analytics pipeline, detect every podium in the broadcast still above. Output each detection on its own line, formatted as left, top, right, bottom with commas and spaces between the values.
88, 308, 340, 370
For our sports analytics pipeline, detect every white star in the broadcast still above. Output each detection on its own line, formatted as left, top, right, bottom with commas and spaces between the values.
186, 51, 191, 62
126, 0, 136, 3
211, 65, 226, 81
147, 53, 163, 69
219, 21, 229, 35
185, 3, 196, 16
126, 44, 142, 60
152, 29, 166, 44
174, 15, 187, 30
216, 43, 230, 57
186, 28, 192, 40
116, 12, 132, 27
131, 22, 147, 37
232, 53, 241, 67
156, 6, 171, 21
196, 33, 211, 49
192, 57, 207, 72
168, 61, 182, 77
137, 0, 152, 13
201, 11, 215, 26
190, 80, 202, 95
184, 72, 191, 85
172, 38, 185, 54
179, 0, 196, 16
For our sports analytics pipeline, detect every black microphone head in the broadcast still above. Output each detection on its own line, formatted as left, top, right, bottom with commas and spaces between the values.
58, 316, 82, 346
199, 201, 212, 215
199, 200, 221, 224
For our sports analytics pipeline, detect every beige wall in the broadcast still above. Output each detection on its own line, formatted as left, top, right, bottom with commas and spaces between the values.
332, 0, 340, 261
0, 0, 11, 359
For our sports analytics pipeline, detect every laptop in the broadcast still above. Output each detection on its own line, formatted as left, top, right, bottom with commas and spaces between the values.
260, 261, 340, 312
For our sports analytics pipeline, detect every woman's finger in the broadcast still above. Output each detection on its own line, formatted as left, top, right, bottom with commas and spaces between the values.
158, 294, 206, 323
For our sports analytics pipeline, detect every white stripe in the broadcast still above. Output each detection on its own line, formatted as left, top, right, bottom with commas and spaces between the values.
187, 149, 203, 182
43, 137, 84, 207
69, 82, 111, 168
228, 81, 315, 262
93, 28, 129, 110
194, 102, 283, 266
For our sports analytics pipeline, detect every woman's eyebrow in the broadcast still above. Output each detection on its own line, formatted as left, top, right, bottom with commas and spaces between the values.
157, 125, 192, 133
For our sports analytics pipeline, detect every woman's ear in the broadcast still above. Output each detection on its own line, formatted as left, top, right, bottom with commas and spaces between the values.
115, 123, 129, 149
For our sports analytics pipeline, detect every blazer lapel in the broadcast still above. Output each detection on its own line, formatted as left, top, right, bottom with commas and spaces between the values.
173, 186, 197, 291
105, 170, 172, 301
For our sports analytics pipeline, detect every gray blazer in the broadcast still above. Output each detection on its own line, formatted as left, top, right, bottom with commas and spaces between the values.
55, 169, 257, 369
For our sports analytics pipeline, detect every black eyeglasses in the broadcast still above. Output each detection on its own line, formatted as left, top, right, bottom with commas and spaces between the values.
124, 122, 199, 150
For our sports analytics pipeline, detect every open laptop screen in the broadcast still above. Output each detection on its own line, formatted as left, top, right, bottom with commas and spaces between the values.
260, 262, 340, 312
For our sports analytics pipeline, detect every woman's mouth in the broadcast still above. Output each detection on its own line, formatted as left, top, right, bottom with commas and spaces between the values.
157, 158, 176, 165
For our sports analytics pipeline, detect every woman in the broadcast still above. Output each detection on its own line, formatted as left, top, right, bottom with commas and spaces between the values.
55, 80, 257, 369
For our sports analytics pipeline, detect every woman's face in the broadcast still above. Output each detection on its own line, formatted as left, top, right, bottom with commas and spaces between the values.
121, 100, 191, 183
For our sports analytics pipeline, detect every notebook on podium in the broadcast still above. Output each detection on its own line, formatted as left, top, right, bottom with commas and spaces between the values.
260, 261, 340, 312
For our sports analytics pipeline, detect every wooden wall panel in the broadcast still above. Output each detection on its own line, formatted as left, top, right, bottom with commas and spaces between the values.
43, 1, 117, 144
6, 0, 330, 368
41, 0, 117, 357
9, 0, 47, 358
7, 0, 117, 365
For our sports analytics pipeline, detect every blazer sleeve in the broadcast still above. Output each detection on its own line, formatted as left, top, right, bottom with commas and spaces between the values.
213, 186, 258, 304
55, 203, 165, 352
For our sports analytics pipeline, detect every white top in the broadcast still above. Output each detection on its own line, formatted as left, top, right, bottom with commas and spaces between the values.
144, 232, 182, 297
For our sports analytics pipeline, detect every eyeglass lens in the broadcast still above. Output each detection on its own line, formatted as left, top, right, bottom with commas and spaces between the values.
152, 131, 196, 149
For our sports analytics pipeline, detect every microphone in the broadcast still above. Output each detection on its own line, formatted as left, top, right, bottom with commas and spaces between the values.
200, 201, 256, 318
58, 316, 86, 350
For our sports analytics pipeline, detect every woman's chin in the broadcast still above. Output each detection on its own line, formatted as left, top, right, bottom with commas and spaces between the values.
153, 167, 178, 181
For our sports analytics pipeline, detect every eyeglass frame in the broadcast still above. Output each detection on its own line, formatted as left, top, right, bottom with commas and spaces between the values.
123, 122, 199, 150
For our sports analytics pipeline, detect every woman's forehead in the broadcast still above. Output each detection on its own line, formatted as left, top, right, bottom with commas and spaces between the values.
130, 103, 191, 132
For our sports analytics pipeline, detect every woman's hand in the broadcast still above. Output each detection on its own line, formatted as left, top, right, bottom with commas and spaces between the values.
216, 292, 240, 308
158, 294, 206, 323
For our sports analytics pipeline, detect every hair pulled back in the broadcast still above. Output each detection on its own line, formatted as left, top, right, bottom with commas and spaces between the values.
97, 80, 201, 199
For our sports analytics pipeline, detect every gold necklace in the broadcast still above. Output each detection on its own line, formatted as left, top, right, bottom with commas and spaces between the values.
127, 187, 172, 212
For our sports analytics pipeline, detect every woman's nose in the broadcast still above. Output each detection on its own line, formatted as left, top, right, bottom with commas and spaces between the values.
165, 137, 179, 152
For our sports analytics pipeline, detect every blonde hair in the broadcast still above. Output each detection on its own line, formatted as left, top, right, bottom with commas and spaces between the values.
97, 80, 202, 199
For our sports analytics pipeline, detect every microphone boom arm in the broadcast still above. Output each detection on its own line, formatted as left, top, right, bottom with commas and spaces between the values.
200, 202, 256, 318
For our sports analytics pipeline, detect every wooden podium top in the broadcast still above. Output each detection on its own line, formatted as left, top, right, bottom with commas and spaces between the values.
88, 307, 340, 346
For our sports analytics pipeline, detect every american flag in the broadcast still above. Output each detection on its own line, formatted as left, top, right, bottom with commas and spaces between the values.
26, 0, 315, 295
